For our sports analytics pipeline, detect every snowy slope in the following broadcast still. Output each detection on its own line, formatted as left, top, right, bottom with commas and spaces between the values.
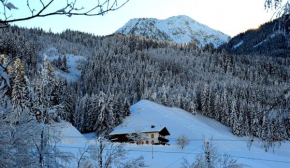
110, 100, 290, 168
46, 54, 85, 82
39, 46, 86, 82
116, 15, 230, 47
55, 100, 290, 167
50, 122, 88, 167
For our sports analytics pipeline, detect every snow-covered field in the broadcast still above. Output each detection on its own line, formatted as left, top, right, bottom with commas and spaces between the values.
56, 100, 290, 168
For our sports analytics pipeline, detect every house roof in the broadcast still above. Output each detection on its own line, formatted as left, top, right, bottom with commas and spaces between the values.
109, 125, 170, 136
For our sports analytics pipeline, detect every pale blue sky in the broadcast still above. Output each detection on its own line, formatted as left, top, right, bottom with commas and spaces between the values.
7, 0, 277, 37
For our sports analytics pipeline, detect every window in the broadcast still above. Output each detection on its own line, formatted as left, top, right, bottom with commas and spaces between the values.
146, 141, 149, 144
151, 134, 154, 138
152, 140, 154, 144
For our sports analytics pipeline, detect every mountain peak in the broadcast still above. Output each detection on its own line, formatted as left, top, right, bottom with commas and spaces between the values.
168, 15, 194, 20
116, 15, 230, 47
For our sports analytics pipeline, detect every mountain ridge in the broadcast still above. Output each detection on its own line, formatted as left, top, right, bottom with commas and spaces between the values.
219, 16, 290, 57
115, 15, 230, 47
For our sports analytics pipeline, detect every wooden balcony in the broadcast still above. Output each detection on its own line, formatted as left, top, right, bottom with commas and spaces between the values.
158, 137, 169, 143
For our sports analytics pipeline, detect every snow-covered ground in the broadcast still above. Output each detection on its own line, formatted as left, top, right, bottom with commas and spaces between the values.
55, 100, 290, 168
49, 122, 87, 167
253, 32, 282, 48
233, 40, 244, 49
46, 54, 85, 82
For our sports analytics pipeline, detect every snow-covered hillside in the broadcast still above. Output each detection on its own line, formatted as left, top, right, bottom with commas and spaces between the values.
111, 100, 290, 168
41, 47, 86, 82
46, 54, 85, 82
55, 100, 290, 167
116, 15, 230, 47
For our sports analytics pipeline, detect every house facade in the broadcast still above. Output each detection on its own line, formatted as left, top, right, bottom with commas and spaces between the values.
109, 125, 170, 145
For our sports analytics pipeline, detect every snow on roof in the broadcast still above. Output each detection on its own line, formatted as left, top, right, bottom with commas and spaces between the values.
109, 125, 165, 135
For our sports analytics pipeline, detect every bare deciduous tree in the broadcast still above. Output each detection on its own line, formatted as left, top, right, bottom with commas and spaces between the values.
32, 124, 74, 168
0, 0, 129, 28
77, 143, 92, 168
182, 139, 245, 168
176, 134, 189, 150
84, 137, 146, 168
120, 156, 147, 168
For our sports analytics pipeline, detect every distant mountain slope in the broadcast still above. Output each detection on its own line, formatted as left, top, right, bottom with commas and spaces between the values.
116, 15, 230, 48
220, 16, 290, 57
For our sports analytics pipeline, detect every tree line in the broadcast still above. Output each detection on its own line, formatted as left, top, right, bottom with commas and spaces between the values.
1, 26, 290, 152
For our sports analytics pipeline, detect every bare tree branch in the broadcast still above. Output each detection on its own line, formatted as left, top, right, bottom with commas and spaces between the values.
0, 0, 129, 26
27, 0, 36, 16
39, 0, 45, 8
265, 0, 290, 17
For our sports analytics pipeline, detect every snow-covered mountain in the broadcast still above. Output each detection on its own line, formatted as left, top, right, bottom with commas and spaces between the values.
116, 15, 230, 47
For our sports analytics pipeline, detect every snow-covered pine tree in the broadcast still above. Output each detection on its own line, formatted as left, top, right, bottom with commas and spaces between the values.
229, 100, 236, 128
31, 77, 43, 122
124, 100, 131, 116
134, 79, 142, 101
188, 101, 197, 115
45, 60, 60, 107
207, 86, 215, 118
11, 58, 29, 118
232, 107, 241, 136
114, 95, 124, 125
33, 57, 60, 123
62, 55, 68, 72
261, 112, 269, 142
161, 85, 168, 106
221, 88, 229, 126
175, 93, 181, 108
74, 94, 87, 131
278, 116, 289, 140
237, 105, 244, 136
179, 94, 185, 109
201, 84, 209, 116
62, 86, 76, 123
94, 91, 110, 135
81, 94, 94, 132
214, 93, 221, 121
252, 111, 260, 138
0, 56, 72, 168
242, 102, 250, 136
107, 96, 116, 130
